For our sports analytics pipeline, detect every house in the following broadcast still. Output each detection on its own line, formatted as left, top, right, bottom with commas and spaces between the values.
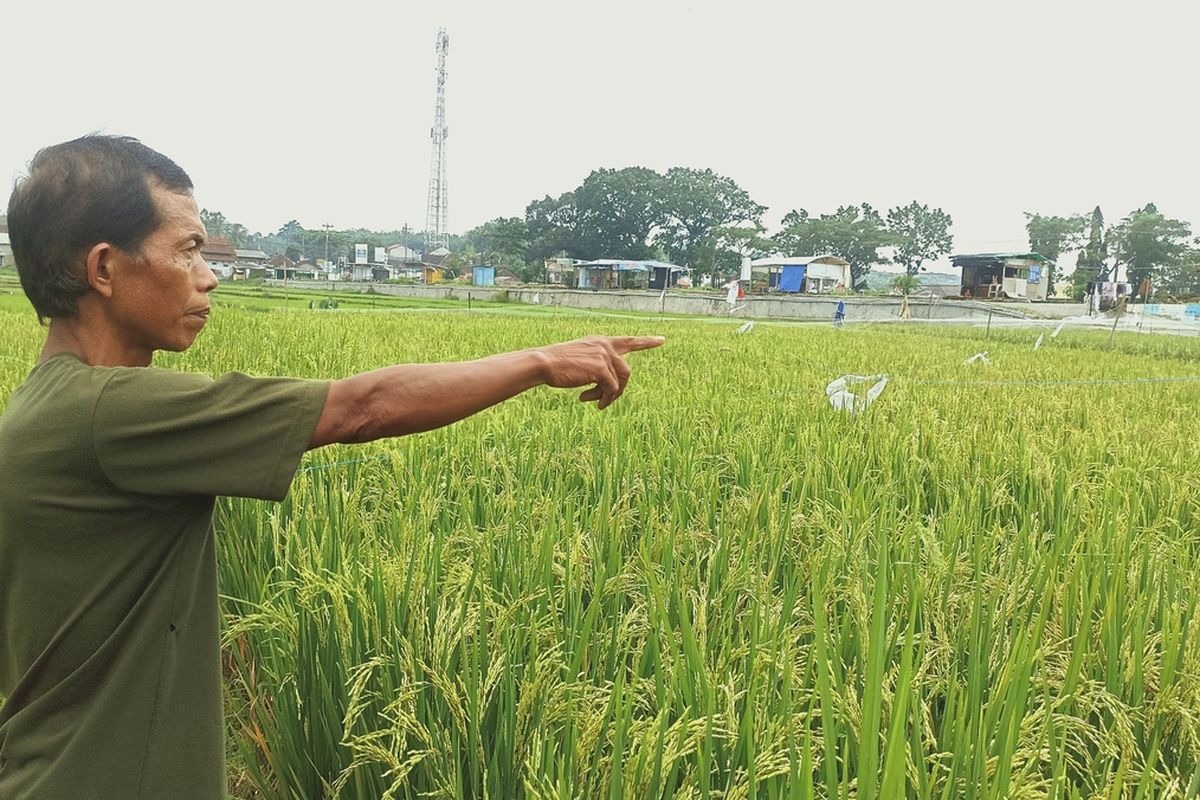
386, 243, 423, 281
574, 259, 688, 290
424, 246, 451, 266
387, 261, 423, 280
386, 243, 422, 263
267, 253, 295, 269
200, 237, 238, 278
495, 267, 520, 285
271, 261, 317, 280
0, 215, 12, 268
951, 252, 1050, 301
544, 257, 579, 285
234, 248, 269, 266
751, 256, 851, 293
351, 262, 398, 281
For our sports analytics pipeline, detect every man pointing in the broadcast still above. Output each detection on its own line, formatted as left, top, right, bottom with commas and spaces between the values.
0, 134, 663, 799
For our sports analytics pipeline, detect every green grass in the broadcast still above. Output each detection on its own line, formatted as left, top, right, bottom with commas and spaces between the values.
1, 290, 1198, 799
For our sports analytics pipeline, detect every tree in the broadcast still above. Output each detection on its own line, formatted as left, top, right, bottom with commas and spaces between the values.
891, 273, 921, 295
464, 217, 529, 263
525, 192, 580, 263
571, 167, 664, 260
1069, 206, 1109, 300
653, 167, 765, 268
521, 166, 767, 272
441, 246, 472, 277
276, 220, 303, 241
1109, 203, 1192, 300
460, 217, 536, 279
1024, 212, 1086, 290
224, 222, 250, 248
701, 224, 773, 281
200, 209, 228, 238
773, 205, 896, 287
886, 202, 954, 276
1158, 240, 1200, 298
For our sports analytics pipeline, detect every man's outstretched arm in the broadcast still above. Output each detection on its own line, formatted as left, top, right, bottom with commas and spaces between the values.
308, 335, 664, 449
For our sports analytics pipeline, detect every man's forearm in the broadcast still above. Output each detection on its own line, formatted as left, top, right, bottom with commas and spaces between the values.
312, 349, 548, 447
308, 334, 663, 450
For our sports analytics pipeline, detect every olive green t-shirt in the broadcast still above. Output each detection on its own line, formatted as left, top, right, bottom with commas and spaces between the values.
0, 352, 329, 799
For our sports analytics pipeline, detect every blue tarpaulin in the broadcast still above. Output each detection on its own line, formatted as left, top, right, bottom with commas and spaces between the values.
779, 265, 806, 292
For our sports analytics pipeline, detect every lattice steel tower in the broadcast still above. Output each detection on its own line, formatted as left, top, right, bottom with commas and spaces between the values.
424, 28, 450, 253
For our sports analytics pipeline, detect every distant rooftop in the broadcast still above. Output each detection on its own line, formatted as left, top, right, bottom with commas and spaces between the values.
750, 255, 849, 268
200, 236, 237, 260
951, 252, 1049, 264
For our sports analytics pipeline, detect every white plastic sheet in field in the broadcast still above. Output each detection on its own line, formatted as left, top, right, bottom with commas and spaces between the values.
1033, 334, 1044, 351
736, 321, 755, 334
826, 374, 889, 414
963, 351, 991, 366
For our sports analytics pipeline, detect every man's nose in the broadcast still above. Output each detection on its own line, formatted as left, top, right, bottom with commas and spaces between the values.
197, 257, 219, 292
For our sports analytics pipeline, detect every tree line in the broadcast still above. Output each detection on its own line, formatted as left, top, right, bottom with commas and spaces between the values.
198, 165, 1200, 299
1027, 205, 1198, 300
464, 167, 954, 288
197, 212, 426, 266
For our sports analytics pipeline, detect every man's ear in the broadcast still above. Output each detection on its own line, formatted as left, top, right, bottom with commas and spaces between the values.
85, 242, 119, 299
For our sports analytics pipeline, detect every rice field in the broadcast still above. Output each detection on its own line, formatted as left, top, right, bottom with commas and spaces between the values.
2, 277, 1199, 799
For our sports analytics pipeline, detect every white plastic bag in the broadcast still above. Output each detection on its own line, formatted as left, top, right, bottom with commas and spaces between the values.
826, 374, 889, 414
963, 351, 991, 366
735, 321, 755, 335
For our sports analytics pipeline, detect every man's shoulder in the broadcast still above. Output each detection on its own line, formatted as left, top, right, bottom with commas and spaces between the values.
3, 354, 114, 417
0, 356, 113, 478
0, 357, 200, 440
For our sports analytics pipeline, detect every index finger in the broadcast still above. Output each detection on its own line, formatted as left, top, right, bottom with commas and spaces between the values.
608, 335, 666, 354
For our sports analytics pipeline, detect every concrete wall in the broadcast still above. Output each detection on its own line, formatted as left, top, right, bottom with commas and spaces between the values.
1139, 303, 1200, 320
266, 281, 1031, 322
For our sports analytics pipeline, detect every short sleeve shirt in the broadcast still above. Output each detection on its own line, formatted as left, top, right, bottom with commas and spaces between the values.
0, 353, 329, 799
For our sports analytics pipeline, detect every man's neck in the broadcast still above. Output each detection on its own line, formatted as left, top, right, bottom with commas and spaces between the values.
40, 316, 153, 368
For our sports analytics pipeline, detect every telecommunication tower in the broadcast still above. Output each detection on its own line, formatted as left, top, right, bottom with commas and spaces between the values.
424, 28, 450, 253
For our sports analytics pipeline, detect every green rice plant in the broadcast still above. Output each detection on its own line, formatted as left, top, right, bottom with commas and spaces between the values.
1, 299, 1199, 799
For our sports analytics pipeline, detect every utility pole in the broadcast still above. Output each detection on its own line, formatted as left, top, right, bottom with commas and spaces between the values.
322, 223, 333, 268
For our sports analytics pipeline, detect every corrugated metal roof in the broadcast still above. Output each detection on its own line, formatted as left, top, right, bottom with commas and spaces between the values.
751, 255, 849, 268
575, 259, 688, 272
950, 252, 1049, 263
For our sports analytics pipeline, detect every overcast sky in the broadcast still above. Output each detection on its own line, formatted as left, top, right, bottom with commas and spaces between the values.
5, 0, 1198, 271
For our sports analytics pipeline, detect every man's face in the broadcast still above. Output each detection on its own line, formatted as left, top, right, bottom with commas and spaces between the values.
111, 182, 218, 354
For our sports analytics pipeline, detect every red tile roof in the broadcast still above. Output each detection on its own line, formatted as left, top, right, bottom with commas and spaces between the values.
201, 236, 237, 261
